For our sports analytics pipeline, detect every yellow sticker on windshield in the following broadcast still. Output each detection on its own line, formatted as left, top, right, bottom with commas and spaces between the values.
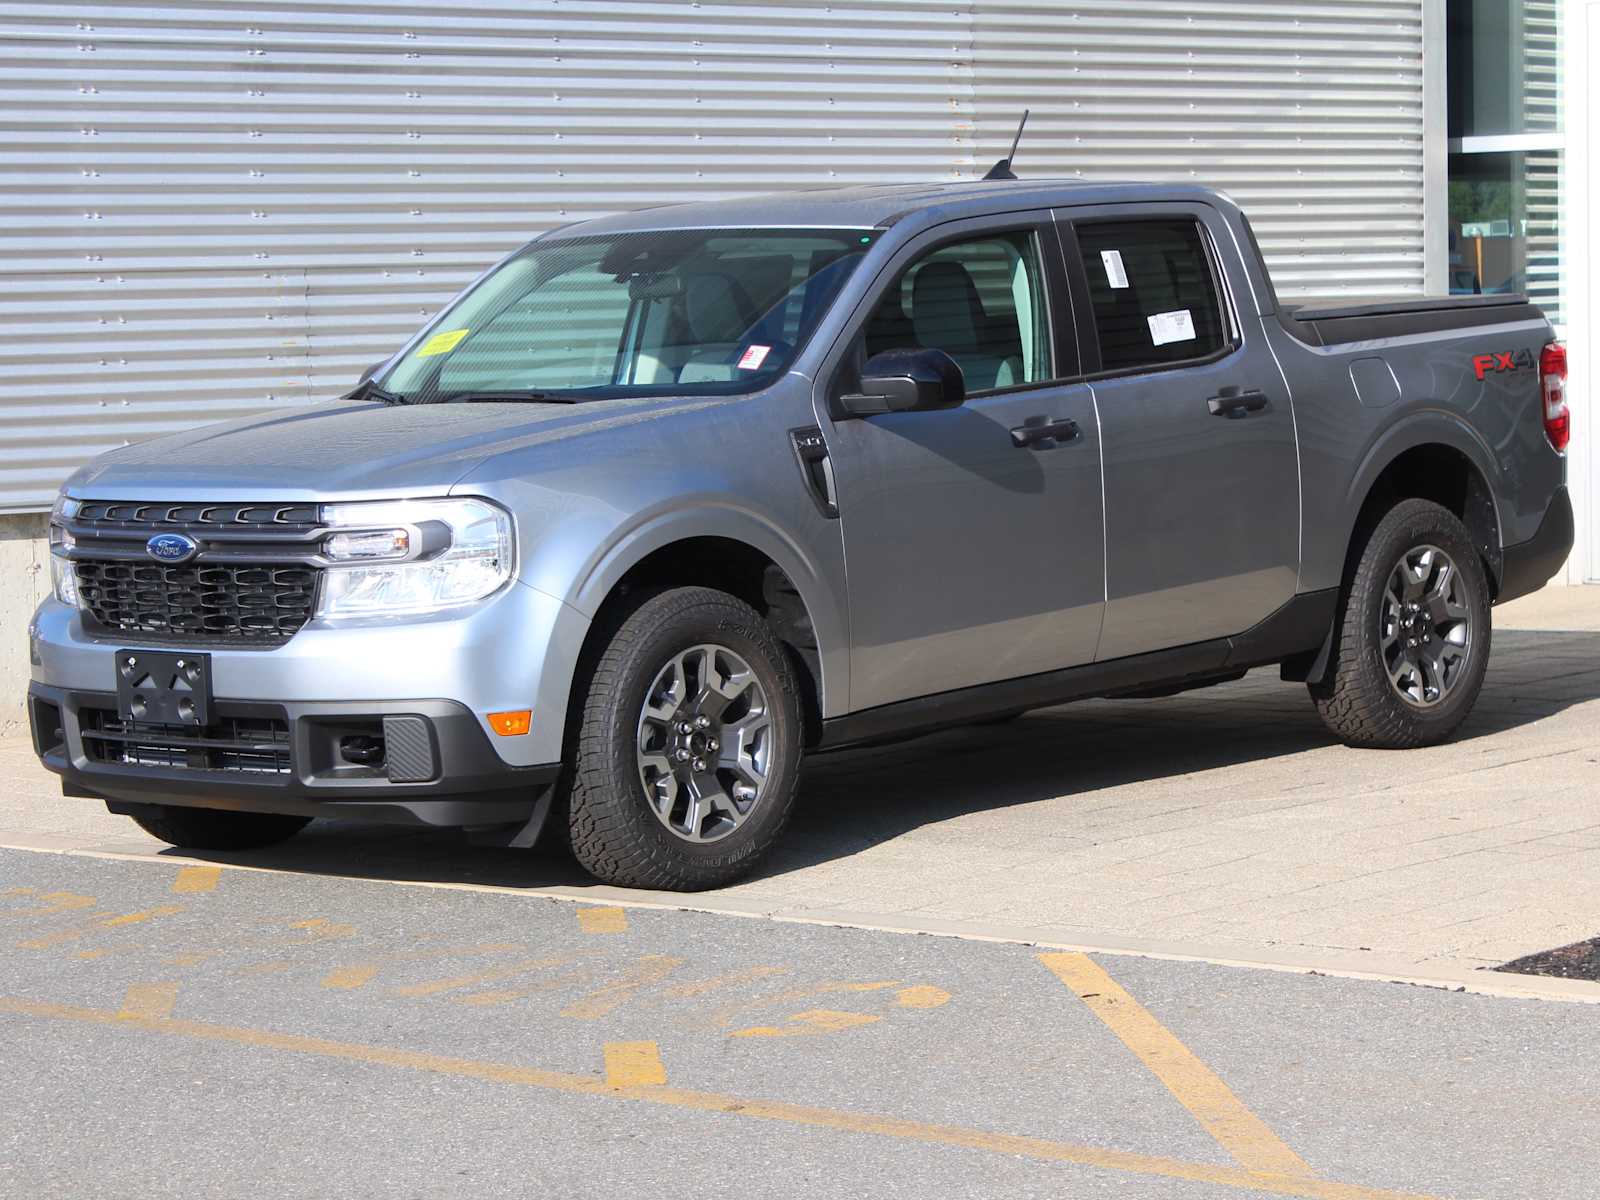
416, 328, 470, 357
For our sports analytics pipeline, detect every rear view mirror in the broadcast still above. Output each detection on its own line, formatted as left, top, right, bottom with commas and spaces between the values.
627, 274, 684, 302
840, 348, 965, 416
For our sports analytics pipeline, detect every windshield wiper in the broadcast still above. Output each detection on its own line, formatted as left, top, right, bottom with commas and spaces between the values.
450, 390, 585, 404
342, 378, 406, 405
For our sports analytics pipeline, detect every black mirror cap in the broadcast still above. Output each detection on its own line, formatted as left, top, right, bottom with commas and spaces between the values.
841, 348, 966, 416
358, 360, 389, 384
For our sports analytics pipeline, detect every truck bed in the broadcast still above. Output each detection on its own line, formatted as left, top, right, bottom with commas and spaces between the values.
1280, 293, 1541, 346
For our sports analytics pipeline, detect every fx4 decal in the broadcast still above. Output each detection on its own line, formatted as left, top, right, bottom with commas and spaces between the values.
1472, 348, 1534, 381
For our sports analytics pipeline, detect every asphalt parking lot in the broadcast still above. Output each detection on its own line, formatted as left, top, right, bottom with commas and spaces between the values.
4, 847, 1600, 1200
2, 587, 1598, 1198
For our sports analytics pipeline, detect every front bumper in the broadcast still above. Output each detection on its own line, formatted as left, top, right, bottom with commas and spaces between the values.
28, 576, 589, 767
29, 683, 560, 830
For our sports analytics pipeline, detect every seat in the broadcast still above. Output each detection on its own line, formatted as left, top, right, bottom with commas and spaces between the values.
910, 261, 1024, 392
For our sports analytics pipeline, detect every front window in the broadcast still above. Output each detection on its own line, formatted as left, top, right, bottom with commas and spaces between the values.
381, 228, 874, 403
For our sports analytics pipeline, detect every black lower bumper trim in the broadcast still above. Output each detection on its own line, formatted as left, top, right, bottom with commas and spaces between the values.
29, 683, 560, 831
1499, 486, 1574, 604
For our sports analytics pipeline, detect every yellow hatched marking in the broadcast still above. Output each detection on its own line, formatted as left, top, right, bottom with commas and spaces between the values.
576, 906, 628, 934
0, 994, 1440, 1200
118, 982, 179, 1020
895, 985, 951, 1009
603, 1041, 667, 1088
172, 866, 221, 895
1039, 952, 1316, 1181
730, 1009, 882, 1039
561, 955, 682, 1019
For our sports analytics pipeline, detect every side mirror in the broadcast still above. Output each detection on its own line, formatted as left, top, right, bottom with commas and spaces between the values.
358, 360, 389, 384
840, 348, 965, 417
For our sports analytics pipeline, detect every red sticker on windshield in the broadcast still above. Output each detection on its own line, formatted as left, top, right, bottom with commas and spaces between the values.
737, 345, 771, 371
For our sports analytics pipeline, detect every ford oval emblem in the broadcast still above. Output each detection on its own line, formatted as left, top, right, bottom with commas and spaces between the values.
146, 532, 198, 564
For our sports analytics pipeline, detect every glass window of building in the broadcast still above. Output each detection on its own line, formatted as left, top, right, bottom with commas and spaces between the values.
1446, 1, 1562, 323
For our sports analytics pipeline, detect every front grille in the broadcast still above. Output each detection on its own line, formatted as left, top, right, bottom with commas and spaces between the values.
76, 560, 318, 643
66, 498, 326, 646
74, 501, 321, 530
80, 708, 292, 775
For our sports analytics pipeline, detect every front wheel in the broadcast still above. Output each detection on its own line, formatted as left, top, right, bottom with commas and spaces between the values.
1311, 498, 1491, 749
563, 586, 804, 890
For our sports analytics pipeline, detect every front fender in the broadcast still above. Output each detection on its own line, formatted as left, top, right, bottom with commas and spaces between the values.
563, 501, 849, 719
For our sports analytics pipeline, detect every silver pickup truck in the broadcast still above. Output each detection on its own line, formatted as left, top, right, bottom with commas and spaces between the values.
28, 179, 1574, 890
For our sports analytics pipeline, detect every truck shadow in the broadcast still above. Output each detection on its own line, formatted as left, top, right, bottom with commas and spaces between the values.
172, 627, 1600, 892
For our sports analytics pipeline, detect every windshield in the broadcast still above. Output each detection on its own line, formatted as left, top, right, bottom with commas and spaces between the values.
379, 227, 875, 403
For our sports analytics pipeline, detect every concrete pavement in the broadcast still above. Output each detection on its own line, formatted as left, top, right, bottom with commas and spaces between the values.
3, 586, 1598, 993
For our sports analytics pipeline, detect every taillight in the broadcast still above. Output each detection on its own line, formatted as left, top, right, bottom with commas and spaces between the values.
1540, 341, 1569, 453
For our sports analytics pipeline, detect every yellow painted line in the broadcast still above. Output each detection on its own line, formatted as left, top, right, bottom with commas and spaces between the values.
660, 965, 790, 1000
0, 993, 1439, 1200
118, 982, 178, 1020
603, 1041, 667, 1088
322, 964, 381, 991
172, 866, 221, 895
576, 906, 628, 934
3, 891, 97, 921
18, 904, 182, 949
1040, 952, 1315, 1181
392, 955, 572, 999
731, 1009, 881, 1039
895, 985, 951, 1009
561, 955, 682, 1019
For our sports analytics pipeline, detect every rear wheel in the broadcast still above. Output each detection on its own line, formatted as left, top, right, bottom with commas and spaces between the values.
563, 586, 804, 890
128, 806, 311, 851
1311, 498, 1491, 748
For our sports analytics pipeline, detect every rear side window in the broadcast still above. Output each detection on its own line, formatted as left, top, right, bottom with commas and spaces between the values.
1074, 220, 1227, 373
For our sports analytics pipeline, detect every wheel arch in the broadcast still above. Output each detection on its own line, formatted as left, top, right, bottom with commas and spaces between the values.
563, 511, 844, 747
1288, 424, 1503, 685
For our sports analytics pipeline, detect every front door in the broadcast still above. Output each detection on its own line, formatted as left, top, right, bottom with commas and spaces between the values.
1060, 207, 1300, 660
819, 218, 1106, 711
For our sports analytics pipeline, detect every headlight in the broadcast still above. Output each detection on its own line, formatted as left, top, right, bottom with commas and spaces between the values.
315, 497, 514, 618
48, 493, 81, 607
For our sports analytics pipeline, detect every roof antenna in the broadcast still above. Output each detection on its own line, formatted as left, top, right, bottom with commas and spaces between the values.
982, 110, 1030, 181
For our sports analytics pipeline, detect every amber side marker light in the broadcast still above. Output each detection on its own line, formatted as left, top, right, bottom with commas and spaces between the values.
488, 710, 532, 737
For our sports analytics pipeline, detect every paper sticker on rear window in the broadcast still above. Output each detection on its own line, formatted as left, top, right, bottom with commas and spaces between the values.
1147, 309, 1196, 347
1100, 250, 1130, 290
737, 344, 771, 371
416, 328, 470, 357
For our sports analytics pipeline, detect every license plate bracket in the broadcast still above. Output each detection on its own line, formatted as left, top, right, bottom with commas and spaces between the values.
116, 650, 213, 726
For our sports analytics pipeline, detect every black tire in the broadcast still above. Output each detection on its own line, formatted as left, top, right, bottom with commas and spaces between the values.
562, 586, 804, 891
1311, 498, 1492, 749
129, 806, 311, 851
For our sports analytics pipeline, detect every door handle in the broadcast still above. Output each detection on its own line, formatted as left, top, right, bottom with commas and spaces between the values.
1010, 417, 1081, 448
1207, 389, 1271, 418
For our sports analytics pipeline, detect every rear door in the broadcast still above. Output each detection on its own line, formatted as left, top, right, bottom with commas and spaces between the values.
818, 214, 1106, 710
1056, 204, 1300, 660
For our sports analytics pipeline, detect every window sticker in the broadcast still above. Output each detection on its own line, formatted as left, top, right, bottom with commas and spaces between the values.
1147, 309, 1197, 347
1100, 249, 1130, 290
416, 328, 470, 357
737, 344, 772, 371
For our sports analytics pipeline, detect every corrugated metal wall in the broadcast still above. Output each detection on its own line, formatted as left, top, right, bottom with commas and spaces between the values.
0, 0, 1428, 512
973, 0, 1428, 299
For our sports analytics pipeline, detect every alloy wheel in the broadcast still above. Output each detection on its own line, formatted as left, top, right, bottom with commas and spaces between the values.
635, 643, 772, 843
1379, 543, 1473, 708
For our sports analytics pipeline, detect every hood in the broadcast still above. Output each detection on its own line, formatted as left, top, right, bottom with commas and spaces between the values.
65, 396, 709, 501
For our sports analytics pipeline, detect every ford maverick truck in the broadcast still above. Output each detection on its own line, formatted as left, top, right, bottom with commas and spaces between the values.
28, 179, 1574, 890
